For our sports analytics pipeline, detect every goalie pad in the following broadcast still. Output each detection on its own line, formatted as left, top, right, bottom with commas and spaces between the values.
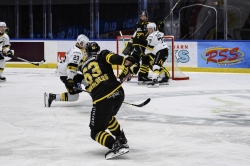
122, 42, 134, 55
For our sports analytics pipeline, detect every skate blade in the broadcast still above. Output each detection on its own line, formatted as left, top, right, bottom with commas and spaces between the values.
105, 148, 129, 160
147, 84, 159, 88
159, 82, 169, 85
138, 81, 151, 85
44, 92, 48, 107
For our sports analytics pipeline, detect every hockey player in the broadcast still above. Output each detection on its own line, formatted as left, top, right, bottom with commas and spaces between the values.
44, 34, 89, 107
145, 22, 170, 88
82, 42, 138, 159
0, 22, 14, 82
118, 11, 151, 83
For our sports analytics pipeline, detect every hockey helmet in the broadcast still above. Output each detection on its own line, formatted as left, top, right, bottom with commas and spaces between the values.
147, 22, 156, 31
77, 34, 89, 48
0, 22, 6, 27
86, 42, 100, 56
0, 22, 7, 34
139, 11, 148, 17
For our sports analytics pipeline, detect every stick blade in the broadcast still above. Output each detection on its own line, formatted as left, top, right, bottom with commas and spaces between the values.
136, 98, 151, 107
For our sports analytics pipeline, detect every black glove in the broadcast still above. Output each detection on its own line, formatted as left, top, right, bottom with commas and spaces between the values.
66, 79, 74, 92
124, 56, 139, 68
6, 50, 13, 57
158, 22, 164, 32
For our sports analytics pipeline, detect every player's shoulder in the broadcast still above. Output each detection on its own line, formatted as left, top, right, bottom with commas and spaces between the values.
152, 31, 164, 38
136, 19, 143, 24
70, 45, 83, 54
100, 49, 112, 55
0, 33, 10, 39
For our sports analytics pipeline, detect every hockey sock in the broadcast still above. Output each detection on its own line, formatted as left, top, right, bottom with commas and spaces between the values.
108, 116, 121, 136
95, 131, 115, 149
59, 93, 79, 101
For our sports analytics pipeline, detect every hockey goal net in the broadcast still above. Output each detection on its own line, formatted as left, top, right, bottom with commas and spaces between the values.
116, 35, 189, 80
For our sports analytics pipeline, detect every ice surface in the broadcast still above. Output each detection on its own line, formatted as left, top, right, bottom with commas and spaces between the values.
0, 68, 250, 166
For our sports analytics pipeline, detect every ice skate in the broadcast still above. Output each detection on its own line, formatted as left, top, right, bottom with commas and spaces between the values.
0, 76, 6, 82
138, 76, 152, 85
105, 140, 129, 160
147, 79, 159, 88
44, 92, 56, 107
159, 77, 169, 85
116, 129, 129, 148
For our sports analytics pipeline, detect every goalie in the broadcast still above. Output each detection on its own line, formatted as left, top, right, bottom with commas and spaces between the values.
118, 11, 152, 83
145, 22, 170, 88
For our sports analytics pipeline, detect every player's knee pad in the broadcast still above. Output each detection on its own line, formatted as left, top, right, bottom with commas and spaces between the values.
90, 130, 98, 140
0, 59, 6, 68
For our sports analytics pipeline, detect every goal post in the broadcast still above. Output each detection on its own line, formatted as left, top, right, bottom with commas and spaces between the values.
116, 35, 189, 80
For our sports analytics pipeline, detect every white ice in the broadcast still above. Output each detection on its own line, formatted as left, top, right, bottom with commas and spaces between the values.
0, 68, 250, 166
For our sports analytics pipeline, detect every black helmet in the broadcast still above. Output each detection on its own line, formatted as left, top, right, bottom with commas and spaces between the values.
86, 42, 100, 55
139, 11, 148, 17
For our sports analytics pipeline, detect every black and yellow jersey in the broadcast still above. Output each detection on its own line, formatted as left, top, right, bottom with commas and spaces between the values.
132, 19, 150, 47
81, 50, 125, 103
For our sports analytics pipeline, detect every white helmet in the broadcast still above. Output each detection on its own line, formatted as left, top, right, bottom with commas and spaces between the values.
77, 34, 89, 48
0, 22, 7, 34
147, 22, 156, 31
0, 22, 6, 27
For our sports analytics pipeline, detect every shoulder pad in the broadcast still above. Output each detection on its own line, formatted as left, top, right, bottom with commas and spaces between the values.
100, 50, 111, 55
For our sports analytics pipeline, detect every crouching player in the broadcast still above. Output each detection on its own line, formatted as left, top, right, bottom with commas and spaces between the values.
44, 34, 89, 107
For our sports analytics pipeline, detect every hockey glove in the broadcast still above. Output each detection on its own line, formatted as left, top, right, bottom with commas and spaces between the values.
124, 56, 138, 68
6, 50, 14, 57
158, 22, 164, 32
66, 79, 74, 93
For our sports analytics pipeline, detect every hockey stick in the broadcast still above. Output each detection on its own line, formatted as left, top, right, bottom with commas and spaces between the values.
164, 0, 181, 21
73, 87, 150, 107
14, 56, 46, 66
119, 31, 126, 46
123, 98, 151, 107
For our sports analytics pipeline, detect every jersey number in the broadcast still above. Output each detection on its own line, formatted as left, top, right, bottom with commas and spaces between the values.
82, 61, 102, 84
73, 55, 79, 63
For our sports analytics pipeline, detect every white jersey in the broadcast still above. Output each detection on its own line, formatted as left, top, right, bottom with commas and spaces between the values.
56, 45, 86, 79
145, 31, 169, 55
0, 33, 11, 53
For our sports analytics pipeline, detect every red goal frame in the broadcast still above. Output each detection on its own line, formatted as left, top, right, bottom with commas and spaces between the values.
116, 35, 189, 80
